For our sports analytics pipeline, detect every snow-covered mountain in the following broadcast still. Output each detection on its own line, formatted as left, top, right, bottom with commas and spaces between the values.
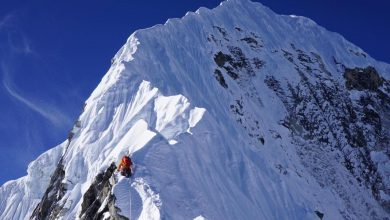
1, 0, 389, 219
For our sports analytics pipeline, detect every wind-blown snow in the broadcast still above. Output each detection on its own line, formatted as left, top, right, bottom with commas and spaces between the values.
1, 0, 389, 219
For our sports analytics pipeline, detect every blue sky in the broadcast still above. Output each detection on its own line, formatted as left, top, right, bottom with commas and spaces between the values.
0, 0, 389, 185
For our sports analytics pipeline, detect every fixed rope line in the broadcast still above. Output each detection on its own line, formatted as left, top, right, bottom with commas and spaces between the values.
130, 167, 132, 220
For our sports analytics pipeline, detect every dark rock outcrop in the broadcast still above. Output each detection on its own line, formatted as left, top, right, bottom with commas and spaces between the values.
79, 163, 127, 220
344, 66, 383, 91
265, 44, 390, 216
315, 210, 324, 220
214, 69, 228, 88
31, 161, 127, 220
30, 159, 67, 220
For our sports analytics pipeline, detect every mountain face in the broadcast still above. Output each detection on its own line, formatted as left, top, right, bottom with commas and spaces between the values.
1, 0, 390, 219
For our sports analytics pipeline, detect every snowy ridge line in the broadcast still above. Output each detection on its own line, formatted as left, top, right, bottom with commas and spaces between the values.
56, 79, 206, 219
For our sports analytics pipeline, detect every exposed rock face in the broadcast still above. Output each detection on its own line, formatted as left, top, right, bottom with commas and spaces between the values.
210, 23, 389, 216
210, 22, 390, 216
263, 43, 390, 214
31, 162, 127, 220
344, 66, 383, 91
79, 163, 127, 220
211, 26, 266, 146
30, 159, 66, 220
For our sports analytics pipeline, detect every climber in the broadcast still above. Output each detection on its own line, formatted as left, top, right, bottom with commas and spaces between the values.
117, 155, 133, 178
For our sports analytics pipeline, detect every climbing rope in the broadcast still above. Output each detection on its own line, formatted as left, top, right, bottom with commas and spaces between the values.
130, 178, 132, 220
129, 166, 132, 220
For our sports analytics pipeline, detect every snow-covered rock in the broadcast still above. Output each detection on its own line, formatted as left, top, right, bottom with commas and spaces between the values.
1, 0, 390, 219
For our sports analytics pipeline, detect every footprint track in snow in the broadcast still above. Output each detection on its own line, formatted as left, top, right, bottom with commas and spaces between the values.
113, 173, 161, 220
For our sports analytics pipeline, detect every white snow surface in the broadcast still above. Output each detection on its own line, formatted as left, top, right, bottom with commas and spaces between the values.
112, 174, 162, 220
1, 0, 390, 219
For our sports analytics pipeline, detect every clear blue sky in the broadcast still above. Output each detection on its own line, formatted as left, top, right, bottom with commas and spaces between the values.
0, 0, 389, 185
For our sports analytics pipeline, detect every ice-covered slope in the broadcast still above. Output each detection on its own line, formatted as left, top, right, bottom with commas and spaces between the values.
1, 0, 390, 219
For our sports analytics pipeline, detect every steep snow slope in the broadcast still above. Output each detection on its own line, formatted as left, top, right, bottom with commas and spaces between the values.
1, 0, 390, 219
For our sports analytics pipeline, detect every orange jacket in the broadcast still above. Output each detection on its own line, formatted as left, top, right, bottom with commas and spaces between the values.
117, 156, 133, 171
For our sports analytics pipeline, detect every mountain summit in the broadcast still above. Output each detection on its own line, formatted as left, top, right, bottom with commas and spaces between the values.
1, 0, 389, 219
